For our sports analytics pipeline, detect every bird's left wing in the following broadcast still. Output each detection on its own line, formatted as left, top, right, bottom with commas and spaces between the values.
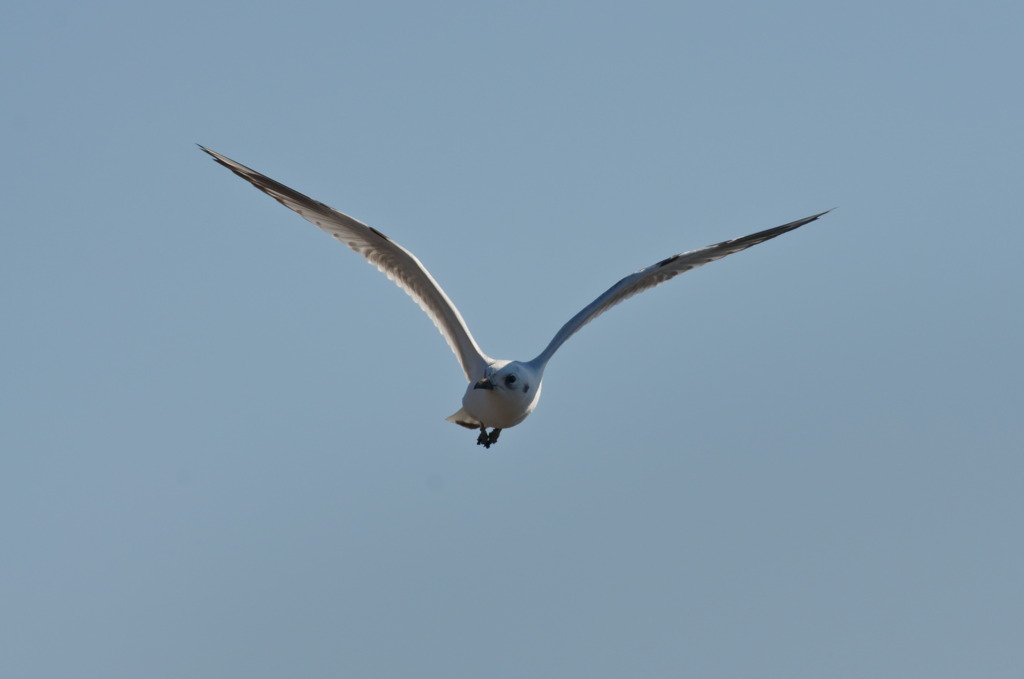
200, 146, 490, 382
530, 210, 831, 367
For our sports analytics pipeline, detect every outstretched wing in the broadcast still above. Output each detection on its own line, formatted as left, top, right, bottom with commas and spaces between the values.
200, 146, 490, 382
531, 211, 831, 366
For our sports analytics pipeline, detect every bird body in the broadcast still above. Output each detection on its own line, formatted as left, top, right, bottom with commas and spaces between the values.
200, 146, 829, 448
450, 360, 543, 425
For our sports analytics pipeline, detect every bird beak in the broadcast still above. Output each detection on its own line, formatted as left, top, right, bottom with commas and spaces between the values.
474, 377, 494, 390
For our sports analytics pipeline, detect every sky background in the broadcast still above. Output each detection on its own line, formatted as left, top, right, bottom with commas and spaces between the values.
3, 1, 1023, 677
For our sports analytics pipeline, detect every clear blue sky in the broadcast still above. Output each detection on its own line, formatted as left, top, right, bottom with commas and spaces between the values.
3, 1, 1022, 677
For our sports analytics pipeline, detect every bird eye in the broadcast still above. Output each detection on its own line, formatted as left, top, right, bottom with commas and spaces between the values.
504, 374, 517, 386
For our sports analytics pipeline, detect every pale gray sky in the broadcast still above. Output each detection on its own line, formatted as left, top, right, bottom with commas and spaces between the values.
3, 1, 1022, 677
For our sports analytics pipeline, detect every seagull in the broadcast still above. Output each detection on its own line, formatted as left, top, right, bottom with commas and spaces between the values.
200, 146, 830, 449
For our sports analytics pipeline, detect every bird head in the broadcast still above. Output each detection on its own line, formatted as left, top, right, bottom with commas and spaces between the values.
474, 362, 534, 397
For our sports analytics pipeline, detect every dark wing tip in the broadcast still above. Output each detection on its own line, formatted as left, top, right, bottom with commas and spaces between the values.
198, 146, 326, 211
785, 208, 834, 228
197, 144, 221, 161
728, 208, 834, 248
197, 145, 251, 176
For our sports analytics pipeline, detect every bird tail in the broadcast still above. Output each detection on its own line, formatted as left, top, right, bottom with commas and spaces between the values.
446, 408, 482, 429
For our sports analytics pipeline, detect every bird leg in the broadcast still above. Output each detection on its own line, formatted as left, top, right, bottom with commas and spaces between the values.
476, 426, 502, 449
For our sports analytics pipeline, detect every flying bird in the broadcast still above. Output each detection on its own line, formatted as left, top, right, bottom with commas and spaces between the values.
200, 146, 829, 449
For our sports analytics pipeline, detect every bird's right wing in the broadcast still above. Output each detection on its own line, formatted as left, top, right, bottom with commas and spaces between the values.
200, 146, 491, 382
531, 211, 831, 367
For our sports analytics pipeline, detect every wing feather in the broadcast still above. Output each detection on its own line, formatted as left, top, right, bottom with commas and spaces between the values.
531, 211, 831, 366
200, 146, 490, 382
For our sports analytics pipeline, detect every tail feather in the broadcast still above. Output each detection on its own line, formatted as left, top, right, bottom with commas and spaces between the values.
446, 408, 481, 429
